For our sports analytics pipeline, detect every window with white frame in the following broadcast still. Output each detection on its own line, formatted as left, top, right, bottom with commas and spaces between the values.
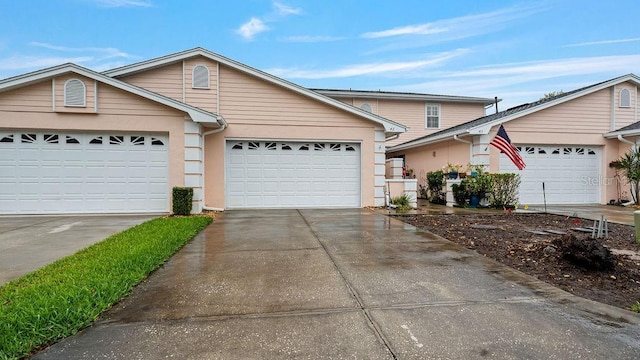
620, 88, 631, 108
64, 79, 86, 107
425, 103, 440, 128
192, 65, 210, 89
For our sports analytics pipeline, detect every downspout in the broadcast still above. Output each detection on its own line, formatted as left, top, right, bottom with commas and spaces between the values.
617, 134, 636, 150
202, 115, 228, 211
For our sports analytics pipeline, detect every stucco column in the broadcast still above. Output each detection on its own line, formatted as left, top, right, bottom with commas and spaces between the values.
472, 134, 491, 169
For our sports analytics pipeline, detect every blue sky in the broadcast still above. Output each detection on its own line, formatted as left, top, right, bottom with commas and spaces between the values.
1, 0, 639, 111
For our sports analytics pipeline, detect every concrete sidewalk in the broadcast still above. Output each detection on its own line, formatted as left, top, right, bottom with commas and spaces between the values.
34, 209, 640, 359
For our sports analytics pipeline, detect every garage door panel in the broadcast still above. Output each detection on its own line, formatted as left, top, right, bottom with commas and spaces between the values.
500, 145, 600, 205
0, 131, 169, 214
226, 140, 361, 208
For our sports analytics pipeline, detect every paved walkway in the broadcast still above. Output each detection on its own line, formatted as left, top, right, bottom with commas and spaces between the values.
35, 209, 640, 359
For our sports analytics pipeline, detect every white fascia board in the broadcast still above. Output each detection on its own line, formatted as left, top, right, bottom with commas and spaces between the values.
603, 129, 640, 138
104, 48, 406, 134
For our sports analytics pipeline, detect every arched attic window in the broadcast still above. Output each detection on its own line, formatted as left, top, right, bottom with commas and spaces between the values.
64, 79, 86, 107
192, 65, 210, 89
620, 88, 631, 108
360, 103, 372, 112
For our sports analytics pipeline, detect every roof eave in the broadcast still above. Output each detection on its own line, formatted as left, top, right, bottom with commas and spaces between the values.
314, 89, 496, 105
387, 129, 470, 152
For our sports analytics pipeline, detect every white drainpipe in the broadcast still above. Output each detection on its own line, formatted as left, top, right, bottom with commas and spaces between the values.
617, 134, 636, 150
453, 134, 474, 164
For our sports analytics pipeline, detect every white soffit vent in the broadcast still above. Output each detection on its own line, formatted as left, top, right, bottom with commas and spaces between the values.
64, 79, 86, 107
192, 65, 210, 89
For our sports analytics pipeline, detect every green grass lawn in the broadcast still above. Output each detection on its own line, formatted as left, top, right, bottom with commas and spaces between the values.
0, 216, 212, 360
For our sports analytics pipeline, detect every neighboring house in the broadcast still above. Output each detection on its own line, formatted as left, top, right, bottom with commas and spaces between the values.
0, 48, 407, 214
387, 74, 640, 206
314, 89, 495, 146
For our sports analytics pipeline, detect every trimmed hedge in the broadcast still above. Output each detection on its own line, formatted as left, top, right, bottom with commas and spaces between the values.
0, 216, 212, 359
172, 187, 194, 215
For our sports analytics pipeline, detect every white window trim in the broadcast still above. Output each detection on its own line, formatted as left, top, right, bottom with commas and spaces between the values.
425, 103, 441, 129
192, 64, 210, 89
63, 78, 86, 107
619, 88, 631, 108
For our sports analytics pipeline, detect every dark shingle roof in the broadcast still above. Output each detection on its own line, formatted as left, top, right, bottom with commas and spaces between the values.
613, 121, 640, 132
311, 88, 496, 104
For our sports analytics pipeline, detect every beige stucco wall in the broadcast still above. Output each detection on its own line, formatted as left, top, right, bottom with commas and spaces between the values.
202, 64, 379, 209
0, 77, 189, 201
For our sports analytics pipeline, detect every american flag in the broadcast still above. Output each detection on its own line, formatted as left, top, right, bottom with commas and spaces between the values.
490, 125, 526, 170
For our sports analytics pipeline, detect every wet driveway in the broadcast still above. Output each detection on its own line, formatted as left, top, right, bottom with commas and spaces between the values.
35, 209, 640, 359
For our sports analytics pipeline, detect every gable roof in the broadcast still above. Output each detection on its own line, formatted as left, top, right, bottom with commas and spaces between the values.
0, 63, 226, 128
312, 88, 496, 105
103, 47, 406, 134
389, 73, 640, 152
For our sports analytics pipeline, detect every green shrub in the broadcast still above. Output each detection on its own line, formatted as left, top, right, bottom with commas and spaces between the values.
489, 173, 521, 208
172, 187, 194, 215
391, 193, 412, 211
0, 216, 211, 359
451, 183, 468, 206
426, 170, 445, 204
631, 301, 640, 313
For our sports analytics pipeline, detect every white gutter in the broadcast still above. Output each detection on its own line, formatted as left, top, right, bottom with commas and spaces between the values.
385, 134, 400, 141
453, 134, 472, 144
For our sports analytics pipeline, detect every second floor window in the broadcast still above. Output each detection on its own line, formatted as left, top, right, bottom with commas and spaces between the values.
426, 104, 440, 128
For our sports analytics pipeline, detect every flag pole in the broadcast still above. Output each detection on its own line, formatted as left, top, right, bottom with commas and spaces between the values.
542, 182, 547, 213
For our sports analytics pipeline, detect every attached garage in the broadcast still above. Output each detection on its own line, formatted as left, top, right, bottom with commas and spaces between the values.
225, 140, 361, 208
500, 145, 601, 205
0, 131, 169, 214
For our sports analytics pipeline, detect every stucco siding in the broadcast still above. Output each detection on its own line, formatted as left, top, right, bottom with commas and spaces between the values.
0, 81, 52, 112
118, 62, 184, 102
390, 140, 470, 189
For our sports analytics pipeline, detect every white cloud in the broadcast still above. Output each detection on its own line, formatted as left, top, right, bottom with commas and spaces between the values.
563, 37, 640, 47
29, 42, 133, 59
362, 24, 448, 38
279, 35, 345, 43
92, 0, 152, 7
273, 2, 301, 16
237, 17, 269, 40
0, 56, 94, 71
268, 49, 469, 79
361, 4, 548, 54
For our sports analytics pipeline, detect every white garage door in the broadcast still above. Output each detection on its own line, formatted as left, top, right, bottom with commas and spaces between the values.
500, 145, 601, 205
226, 140, 361, 208
0, 131, 169, 214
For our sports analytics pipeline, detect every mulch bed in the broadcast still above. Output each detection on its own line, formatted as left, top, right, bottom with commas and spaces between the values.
396, 213, 640, 311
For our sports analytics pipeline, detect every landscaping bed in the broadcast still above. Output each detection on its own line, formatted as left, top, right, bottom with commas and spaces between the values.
397, 213, 640, 311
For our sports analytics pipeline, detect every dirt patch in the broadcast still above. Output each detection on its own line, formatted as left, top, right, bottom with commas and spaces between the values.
396, 213, 640, 311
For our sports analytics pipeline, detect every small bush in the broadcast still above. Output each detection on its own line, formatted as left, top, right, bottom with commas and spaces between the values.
489, 173, 520, 208
451, 183, 468, 206
631, 301, 640, 313
391, 193, 412, 211
426, 170, 445, 204
172, 187, 194, 215
0, 216, 211, 359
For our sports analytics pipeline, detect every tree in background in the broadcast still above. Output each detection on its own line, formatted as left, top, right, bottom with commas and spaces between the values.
540, 90, 565, 100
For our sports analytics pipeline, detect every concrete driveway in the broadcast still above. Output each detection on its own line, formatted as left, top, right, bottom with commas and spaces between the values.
0, 215, 155, 284
34, 209, 640, 359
